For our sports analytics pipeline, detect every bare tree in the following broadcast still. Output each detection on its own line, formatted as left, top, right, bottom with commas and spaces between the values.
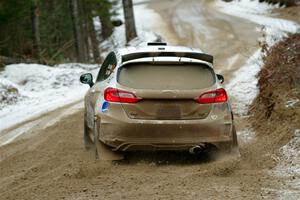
83, 0, 101, 63
70, 0, 85, 62
80, 0, 91, 62
88, 18, 101, 63
31, 0, 41, 60
122, 0, 137, 42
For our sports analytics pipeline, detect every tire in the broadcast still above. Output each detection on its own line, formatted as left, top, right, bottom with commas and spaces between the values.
230, 125, 240, 156
216, 125, 239, 157
83, 116, 94, 150
232, 125, 238, 149
93, 119, 124, 161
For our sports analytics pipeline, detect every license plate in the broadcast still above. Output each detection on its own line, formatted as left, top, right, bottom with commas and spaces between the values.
156, 107, 181, 119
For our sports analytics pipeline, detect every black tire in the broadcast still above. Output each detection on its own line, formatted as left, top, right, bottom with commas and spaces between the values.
232, 125, 238, 149
93, 119, 124, 160
83, 116, 94, 150
93, 119, 101, 159
216, 125, 239, 157
230, 125, 240, 156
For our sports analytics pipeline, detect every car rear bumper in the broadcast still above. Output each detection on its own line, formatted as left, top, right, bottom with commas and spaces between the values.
98, 119, 234, 151
96, 102, 234, 151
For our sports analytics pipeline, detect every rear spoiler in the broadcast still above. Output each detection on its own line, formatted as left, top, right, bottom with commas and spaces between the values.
121, 51, 213, 64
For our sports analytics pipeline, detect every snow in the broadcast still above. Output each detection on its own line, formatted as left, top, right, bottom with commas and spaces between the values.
226, 49, 262, 115
0, 0, 162, 142
225, 26, 288, 116
285, 99, 300, 108
0, 103, 83, 146
218, 0, 300, 116
216, 0, 299, 33
217, 0, 300, 189
237, 127, 256, 143
98, 0, 163, 53
275, 129, 300, 176
134, 0, 163, 36
0, 64, 99, 132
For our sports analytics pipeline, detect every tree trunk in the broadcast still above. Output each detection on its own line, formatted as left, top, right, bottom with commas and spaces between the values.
80, 0, 91, 62
88, 17, 101, 63
99, 16, 113, 40
122, 0, 137, 43
95, 1, 113, 40
31, 0, 41, 60
70, 0, 85, 62
82, 0, 101, 63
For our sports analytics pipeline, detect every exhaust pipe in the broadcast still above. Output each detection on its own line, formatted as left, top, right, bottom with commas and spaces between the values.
189, 143, 206, 154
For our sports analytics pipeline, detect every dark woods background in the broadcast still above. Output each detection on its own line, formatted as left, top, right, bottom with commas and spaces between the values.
0, 0, 136, 65
1, 0, 298, 66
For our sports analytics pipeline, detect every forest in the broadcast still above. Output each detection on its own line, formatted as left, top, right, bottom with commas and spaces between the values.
0, 0, 137, 66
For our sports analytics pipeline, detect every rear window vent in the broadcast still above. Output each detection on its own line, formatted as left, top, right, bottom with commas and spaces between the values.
147, 42, 167, 46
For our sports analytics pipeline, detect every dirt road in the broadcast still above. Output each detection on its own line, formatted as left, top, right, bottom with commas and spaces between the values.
0, 1, 299, 199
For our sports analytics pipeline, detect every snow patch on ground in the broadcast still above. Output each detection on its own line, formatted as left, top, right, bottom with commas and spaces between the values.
225, 28, 288, 115
219, 0, 299, 116
218, 0, 300, 190
0, 79, 24, 109
134, 0, 164, 37
216, 0, 299, 33
0, 103, 83, 146
275, 129, 300, 177
237, 127, 256, 143
98, 0, 163, 53
226, 49, 262, 115
0, 1, 162, 142
285, 99, 300, 108
0, 64, 98, 132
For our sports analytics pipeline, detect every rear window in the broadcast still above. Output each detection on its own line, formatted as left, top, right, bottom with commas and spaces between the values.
117, 63, 215, 90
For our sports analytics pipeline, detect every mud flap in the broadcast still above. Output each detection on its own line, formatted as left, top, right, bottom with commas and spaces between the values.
94, 119, 124, 161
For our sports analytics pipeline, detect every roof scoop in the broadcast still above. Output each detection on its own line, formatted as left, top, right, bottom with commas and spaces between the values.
147, 42, 167, 46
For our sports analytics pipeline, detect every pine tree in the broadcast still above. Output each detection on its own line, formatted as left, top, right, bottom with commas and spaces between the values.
0, 0, 118, 64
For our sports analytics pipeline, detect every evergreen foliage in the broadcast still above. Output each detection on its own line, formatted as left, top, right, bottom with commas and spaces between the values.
0, 0, 118, 64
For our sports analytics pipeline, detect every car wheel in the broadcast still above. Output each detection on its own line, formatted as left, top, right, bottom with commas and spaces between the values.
83, 115, 94, 150
93, 119, 124, 161
230, 125, 240, 156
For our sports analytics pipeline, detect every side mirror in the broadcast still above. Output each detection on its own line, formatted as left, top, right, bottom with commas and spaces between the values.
217, 74, 224, 84
80, 73, 94, 87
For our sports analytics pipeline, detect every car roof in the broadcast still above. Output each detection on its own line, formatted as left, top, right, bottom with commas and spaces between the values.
117, 43, 214, 67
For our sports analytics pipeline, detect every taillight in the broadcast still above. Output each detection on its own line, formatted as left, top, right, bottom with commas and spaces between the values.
104, 87, 141, 103
196, 88, 228, 104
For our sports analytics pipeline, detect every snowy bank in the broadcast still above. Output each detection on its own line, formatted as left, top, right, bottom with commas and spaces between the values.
0, 1, 162, 142
216, 0, 299, 33
217, 0, 300, 115
217, 0, 300, 187
0, 64, 98, 132
275, 129, 300, 176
